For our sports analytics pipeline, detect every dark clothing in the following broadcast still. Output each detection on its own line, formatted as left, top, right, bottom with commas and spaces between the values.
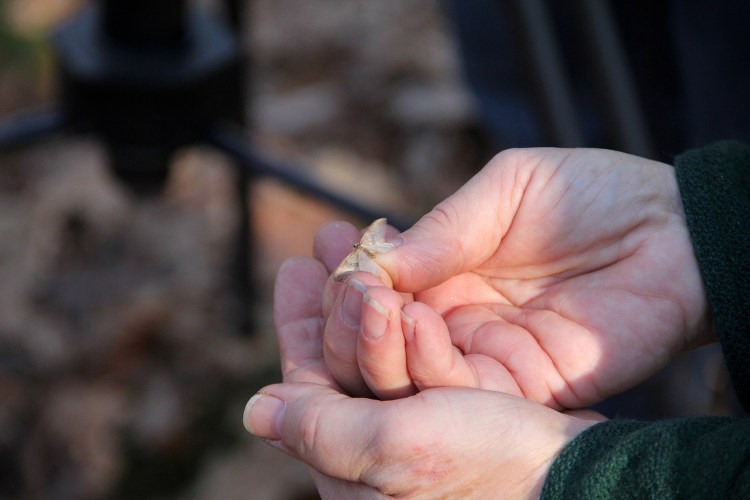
446, 1, 750, 159
676, 141, 750, 406
542, 141, 750, 498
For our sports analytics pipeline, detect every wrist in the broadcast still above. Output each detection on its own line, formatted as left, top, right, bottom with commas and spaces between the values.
525, 409, 603, 499
659, 164, 714, 351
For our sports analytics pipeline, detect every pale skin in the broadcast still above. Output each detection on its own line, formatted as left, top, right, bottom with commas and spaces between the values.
248, 256, 602, 498
245, 148, 712, 498
320, 147, 712, 405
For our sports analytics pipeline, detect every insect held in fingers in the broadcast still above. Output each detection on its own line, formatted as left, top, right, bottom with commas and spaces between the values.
332, 218, 394, 282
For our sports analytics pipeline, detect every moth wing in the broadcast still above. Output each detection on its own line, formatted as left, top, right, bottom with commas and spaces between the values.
332, 250, 360, 282
332, 218, 391, 282
358, 218, 388, 247
364, 242, 394, 254
356, 251, 380, 275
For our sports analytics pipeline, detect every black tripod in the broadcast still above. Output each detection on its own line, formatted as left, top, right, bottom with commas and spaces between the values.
0, 0, 407, 331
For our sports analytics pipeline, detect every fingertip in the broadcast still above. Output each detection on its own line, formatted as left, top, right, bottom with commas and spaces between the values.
378, 223, 465, 292
361, 286, 402, 318
385, 233, 404, 249
400, 301, 436, 331
348, 277, 368, 294
274, 256, 328, 327
360, 286, 401, 342
276, 256, 328, 283
253, 384, 382, 483
313, 220, 360, 272
324, 272, 391, 397
244, 393, 286, 440
321, 273, 345, 318
399, 308, 416, 343
357, 286, 416, 399
400, 302, 439, 355
400, 302, 472, 391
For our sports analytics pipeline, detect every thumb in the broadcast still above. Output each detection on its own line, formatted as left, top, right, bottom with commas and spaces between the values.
380, 160, 513, 292
243, 383, 382, 483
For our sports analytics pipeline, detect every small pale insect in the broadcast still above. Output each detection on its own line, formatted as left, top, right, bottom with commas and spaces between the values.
332, 218, 394, 282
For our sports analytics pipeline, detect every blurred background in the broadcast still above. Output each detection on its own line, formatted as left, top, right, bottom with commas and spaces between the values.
0, 0, 746, 498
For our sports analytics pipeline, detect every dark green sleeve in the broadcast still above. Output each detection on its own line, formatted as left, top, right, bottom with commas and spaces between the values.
542, 417, 750, 499
542, 142, 750, 499
675, 141, 750, 407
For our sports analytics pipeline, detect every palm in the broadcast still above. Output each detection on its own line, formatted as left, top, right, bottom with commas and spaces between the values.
407, 149, 708, 408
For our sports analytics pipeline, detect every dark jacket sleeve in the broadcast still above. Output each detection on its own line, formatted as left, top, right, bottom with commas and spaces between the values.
676, 141, 750, 405
541, 141, 750, 499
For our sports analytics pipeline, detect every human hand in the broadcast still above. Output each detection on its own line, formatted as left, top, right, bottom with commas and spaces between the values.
245, 383, 601, 499
252, 257, 603, 498
321, 148, 712, 408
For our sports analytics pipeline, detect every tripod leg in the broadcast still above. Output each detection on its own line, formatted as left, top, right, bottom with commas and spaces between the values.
233, 165, 255, 334
0, 110, 66, 152
207, 127, 411, 231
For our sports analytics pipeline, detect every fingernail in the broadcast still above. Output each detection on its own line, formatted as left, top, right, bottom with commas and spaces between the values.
400, 309, 416, 343
386, 235, 404, 249
342, 278, 366, 328
362, 293, 389, 340
243, 394, 285, 440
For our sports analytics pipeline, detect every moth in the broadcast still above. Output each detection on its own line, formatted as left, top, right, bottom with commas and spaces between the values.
332, 218, 394, 282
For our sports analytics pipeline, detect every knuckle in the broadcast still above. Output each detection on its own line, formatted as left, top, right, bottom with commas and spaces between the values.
294, 399, 327, 458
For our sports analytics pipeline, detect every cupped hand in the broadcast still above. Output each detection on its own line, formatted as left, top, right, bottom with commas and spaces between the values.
245, 383, 600, 499
254, 256, 603, 498
321, 148, 712, 408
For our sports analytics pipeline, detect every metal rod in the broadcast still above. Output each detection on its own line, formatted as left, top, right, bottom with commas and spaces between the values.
233, 165, 254, 331
207, 127, 411, 231
0, 110, 65, 152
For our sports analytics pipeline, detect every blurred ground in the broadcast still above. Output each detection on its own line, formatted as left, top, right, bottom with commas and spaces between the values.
0, 1, 486, 498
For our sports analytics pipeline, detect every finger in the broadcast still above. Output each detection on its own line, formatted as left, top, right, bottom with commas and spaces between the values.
314, 221, 357, 319
313, 219, 397, 284
273, 257, 336, 386
563, 408, 608, 423
401, 302, 527, 397
245, 382, 575, 498
309, 469, 383, 500
446, 304, 568, 406
323, 272, 386, 396
243, 382, 383, 483
315, 220, 396, 318
378, 153, 519, 292
356, 286, 417, 400
400, 301, 479, 391
409, 272, 510, 315
313, 220, 360, 273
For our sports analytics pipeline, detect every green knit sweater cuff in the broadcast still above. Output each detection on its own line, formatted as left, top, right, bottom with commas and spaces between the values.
674, 140, 750, 408
541, 417, 750, 499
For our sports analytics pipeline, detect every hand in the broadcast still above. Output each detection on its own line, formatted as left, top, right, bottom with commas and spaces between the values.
250, 257, 603, 498
245, 384, 601, 499
321, 148, 712, 408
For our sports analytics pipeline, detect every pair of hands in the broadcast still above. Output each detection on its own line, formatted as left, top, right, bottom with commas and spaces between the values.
245, 148, 711, 498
